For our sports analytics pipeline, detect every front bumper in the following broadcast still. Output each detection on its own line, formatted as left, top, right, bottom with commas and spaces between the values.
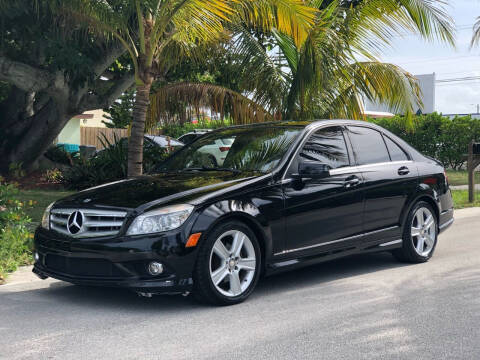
33, 227, 198, 294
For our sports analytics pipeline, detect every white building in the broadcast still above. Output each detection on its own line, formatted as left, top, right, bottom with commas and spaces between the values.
364, 73, 436, 115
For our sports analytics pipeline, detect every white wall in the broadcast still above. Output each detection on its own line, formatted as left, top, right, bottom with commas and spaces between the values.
364, 73, 436, 114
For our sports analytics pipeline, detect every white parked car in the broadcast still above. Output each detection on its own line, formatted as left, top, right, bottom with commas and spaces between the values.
178, 130, 234, 166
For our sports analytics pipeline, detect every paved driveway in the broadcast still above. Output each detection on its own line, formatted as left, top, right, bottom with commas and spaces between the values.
1, 209, 479, 360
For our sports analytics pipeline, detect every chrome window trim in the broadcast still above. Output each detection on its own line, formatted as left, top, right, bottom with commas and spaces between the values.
329, 160, 414, 176
274, 225, 399, 256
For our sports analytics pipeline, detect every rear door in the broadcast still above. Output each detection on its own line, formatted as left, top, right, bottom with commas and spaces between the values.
346, 126, 418, 242
283, 126, 365, 254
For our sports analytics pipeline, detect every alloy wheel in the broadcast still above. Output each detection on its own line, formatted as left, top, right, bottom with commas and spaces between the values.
411, 207, 436, 257
209, 230, 257, 297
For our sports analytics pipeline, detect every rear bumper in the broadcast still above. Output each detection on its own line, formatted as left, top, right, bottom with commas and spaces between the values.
33, 227, 197, 294
439, 208, 454, 234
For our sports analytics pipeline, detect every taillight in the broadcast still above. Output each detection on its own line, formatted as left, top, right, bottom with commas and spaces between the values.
219, 146, 230, 152
444, 170, 449, 185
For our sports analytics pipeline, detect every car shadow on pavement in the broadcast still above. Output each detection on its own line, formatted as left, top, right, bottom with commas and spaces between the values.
4, 251, 412, 312
255, 251, 412, 297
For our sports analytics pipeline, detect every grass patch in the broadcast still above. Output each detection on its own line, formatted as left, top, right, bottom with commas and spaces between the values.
451, 190, 480, 209
17, 189, 74, 227
446, 170, 480, 186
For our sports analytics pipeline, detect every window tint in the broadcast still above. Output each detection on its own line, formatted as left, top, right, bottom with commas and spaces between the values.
300, 127, 349, 170
179, 134, 198, 144
347, 126, 390, 165
384, 136, 409, 161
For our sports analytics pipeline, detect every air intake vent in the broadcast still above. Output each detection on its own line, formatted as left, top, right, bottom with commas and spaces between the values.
50, 208, 127, 238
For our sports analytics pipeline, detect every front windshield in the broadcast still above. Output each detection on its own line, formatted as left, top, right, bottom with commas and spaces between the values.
158, 126, 303, 173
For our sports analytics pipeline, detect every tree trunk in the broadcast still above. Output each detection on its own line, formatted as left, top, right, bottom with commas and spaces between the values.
0, 98, 69, 173
128, 82, 152, 177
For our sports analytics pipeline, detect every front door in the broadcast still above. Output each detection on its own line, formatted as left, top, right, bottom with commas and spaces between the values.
283, 126, 364, 254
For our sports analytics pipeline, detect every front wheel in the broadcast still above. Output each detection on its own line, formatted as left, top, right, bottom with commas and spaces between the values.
393, 201, 438, 263
193, 221, 261, 305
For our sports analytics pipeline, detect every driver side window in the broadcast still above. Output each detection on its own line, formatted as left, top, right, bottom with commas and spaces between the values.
299, 126, 350, 170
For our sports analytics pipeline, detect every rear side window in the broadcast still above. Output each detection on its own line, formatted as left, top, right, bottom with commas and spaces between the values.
300, 126, 350, 169
347, 126, 390, 165
384, 136, 409, 161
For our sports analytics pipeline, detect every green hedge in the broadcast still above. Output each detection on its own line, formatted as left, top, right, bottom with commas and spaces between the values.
0, 178, 33, 282
371, 113, 480, 170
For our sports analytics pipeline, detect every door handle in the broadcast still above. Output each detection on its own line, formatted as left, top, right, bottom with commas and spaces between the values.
398, 166, 410, 176
344, 175, 361, 188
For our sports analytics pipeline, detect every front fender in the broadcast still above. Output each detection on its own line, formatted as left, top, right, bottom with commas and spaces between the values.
190, 199, 274, 267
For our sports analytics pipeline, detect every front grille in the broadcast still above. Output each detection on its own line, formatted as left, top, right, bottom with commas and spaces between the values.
50, 208, 127, 238
45, 254, 126, 277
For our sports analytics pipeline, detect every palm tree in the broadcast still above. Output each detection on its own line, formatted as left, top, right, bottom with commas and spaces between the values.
59, 0, 317, 177
150, 0, 454, 123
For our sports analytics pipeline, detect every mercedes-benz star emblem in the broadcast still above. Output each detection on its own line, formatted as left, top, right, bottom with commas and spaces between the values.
67, 211, 84, 235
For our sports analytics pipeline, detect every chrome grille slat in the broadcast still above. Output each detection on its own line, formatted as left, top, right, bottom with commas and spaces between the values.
49, 208, 127, 238
83, 221, 124, 227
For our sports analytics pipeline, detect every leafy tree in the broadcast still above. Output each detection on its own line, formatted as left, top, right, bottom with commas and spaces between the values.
151, 0, 454, 122
60, 0, 317, 177
0, 1, 134, 173
103, 89, 135, 129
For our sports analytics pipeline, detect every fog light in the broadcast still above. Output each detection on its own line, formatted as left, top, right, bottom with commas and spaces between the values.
34, 252, 40, 262
147, 262, 163, 276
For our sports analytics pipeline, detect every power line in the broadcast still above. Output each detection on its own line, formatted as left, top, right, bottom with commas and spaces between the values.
390, 55, 480, 65
436, 76, 480, 83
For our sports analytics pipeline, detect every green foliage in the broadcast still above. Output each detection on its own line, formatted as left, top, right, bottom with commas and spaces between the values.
62, 135, 170, 189
8, 162, 25, 179
44, 145, 74, 166
161, 119, 233, 138
0, 82, 11, 103
0, 178, 33, 281
371, 114, 480, 170
44, 169, 64, 184
103, 89, 135, 129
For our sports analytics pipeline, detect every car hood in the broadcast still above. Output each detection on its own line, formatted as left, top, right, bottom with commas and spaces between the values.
54, 171, 267, 211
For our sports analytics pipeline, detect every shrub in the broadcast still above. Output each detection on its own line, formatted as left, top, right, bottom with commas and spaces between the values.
62, 135, 170, 189
44, 168, 64, 184
44, 145, 74, 165
0, 178, 33, 282
371, 113, 480, 170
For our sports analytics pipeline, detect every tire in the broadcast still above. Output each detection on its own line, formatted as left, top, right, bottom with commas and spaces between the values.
193, 220, 261, 305
393, 201, 438, 263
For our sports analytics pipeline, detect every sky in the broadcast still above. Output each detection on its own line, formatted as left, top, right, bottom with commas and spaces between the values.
379, 0, 480, 114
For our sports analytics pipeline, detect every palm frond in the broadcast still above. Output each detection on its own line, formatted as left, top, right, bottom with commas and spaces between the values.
148, 82, 274, 129
234, 0, 317, 46
471, 16, 480, 48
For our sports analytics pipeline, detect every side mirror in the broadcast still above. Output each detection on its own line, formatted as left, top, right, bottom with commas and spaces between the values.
296, 161, 331, 179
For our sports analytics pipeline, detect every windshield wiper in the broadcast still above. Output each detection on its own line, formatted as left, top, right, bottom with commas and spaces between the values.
181, 166, 241, 173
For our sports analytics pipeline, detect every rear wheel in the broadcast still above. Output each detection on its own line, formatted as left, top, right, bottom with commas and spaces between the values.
193, 221, 261, 305
393, 201, 438, 263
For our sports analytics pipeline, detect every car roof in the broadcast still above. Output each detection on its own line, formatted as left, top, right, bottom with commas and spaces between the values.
145, 135, 184, 146
204, 119, 383, 130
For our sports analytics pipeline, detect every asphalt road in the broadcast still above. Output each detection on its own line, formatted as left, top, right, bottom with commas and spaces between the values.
1, 208, 479, 360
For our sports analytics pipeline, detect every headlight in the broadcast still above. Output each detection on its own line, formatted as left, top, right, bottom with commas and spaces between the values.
41, 202, 55, 230
127, 204, 194, 236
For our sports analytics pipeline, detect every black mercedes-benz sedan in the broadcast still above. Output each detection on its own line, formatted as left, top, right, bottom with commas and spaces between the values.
33, 120, 454, 305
